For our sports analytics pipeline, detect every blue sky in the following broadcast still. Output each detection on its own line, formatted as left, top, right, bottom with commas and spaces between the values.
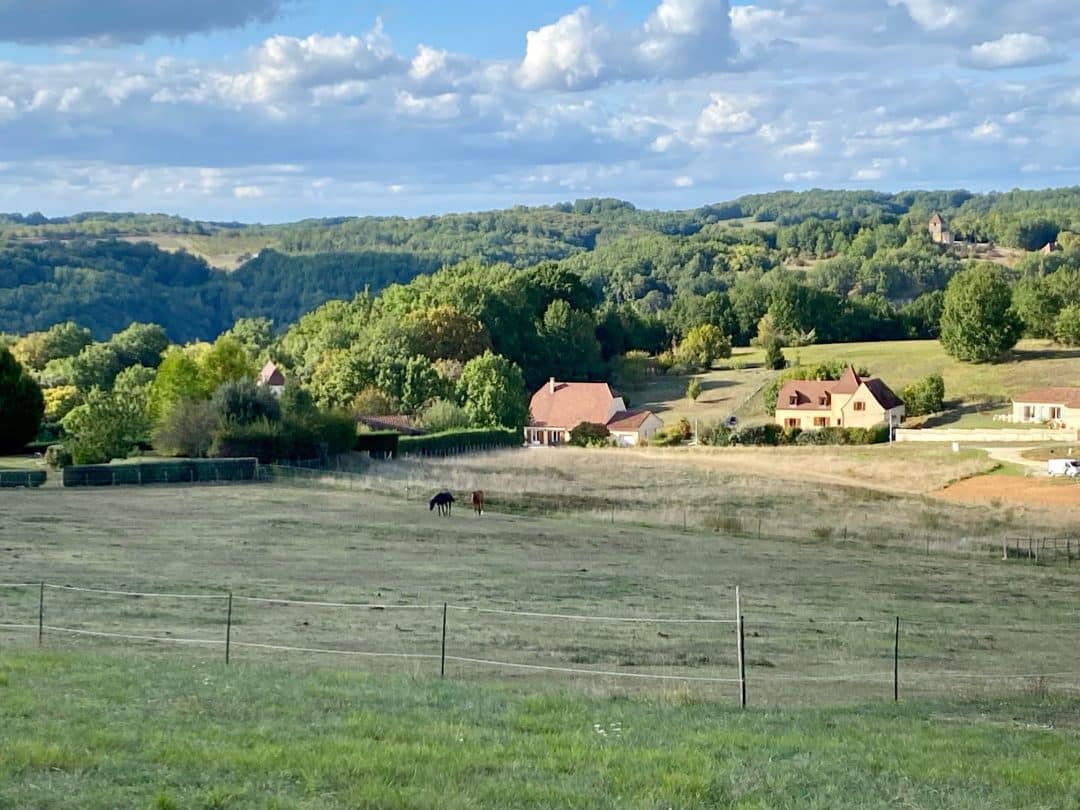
0, 0, 1078, 222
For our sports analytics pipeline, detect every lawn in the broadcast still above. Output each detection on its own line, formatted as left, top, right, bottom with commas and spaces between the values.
628, 339, 1080, 428
2, 650, 1078, 809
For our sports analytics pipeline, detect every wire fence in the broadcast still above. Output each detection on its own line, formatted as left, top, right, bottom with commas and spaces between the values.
2, 581, 1077, 707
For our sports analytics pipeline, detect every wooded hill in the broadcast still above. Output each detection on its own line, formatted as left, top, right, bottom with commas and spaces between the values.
2, 187, 1079, 341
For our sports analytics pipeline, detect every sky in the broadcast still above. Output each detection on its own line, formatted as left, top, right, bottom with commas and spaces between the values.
0, 0, 1078, 222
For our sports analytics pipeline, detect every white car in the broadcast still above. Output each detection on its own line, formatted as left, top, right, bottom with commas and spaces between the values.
1047, 459, 1080, 477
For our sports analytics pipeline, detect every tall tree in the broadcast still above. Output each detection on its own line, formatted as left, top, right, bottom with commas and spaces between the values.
456, 351, 528, 430
0, 347, 45, 452
940, 264, 1022, 362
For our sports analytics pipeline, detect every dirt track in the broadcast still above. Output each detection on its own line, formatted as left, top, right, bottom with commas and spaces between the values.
938, 475, 1080, 509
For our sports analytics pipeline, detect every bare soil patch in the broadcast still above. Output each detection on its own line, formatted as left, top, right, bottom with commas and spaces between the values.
938, 475, 1080, 509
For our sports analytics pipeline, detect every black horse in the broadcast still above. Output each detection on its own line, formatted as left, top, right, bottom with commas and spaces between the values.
429, 491, 454, 516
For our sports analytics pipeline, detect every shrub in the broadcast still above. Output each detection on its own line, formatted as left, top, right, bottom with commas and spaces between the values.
569, 421, 611, 447
901, 374, 945, 417
44, 444, 72, 469
764, 339, 786, 370
153, 398, 218, 458
421, 399, 472, 432
0, 347, 45, 453
210, 418, 286, 463
398, 427, 520, 456
211, 379, 281, 425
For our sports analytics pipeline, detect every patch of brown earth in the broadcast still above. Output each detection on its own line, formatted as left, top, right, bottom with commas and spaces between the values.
938, 475, 1080, 509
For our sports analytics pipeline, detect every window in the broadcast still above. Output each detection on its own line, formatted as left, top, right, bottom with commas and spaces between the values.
788, 395, 798, 405
818, 396, 829, 406
784, 418, 799, 429
853, 401, 866, 411
813, 417, 828, 427
1050, 407, 1062, 420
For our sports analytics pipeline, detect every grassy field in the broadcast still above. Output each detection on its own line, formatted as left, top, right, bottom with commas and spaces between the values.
2, 650, 1079, 809
3, 446, 1080, 710
631, 340, 1080, 428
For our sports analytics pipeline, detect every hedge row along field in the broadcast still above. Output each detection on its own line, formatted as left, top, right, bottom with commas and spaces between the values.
397, 428, 520, 457
0, 470, 46, 488
62, 458, 258, 487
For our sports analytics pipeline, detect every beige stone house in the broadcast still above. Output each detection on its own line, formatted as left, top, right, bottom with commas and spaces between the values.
928, 213, 953, 245
526, 378, 663, 446
1011, 388, 1080, 429
775, 365, 905, 431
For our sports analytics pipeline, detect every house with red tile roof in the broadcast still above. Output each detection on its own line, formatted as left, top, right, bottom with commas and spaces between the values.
774, 365, 904, 431
1011, 388, 1080, 429
526, 378, 664, 447
255, 361, 286, 398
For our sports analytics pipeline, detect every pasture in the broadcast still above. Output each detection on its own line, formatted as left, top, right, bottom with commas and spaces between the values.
631, 339, 1080, 427
3, 445, 1080, 710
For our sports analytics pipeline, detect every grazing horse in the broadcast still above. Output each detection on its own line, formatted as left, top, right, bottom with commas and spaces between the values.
471, 490, 485, 516
429, 491, 454, 516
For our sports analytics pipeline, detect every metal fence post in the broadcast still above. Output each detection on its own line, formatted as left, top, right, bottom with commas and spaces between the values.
38, 581, 45, 647
893, 616, 900, 702
736, 586, 746, 708
225, 592, 233, 665
440, 602, 448, 679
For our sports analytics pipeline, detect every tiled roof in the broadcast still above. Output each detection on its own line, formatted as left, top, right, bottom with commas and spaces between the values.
832, 364, 862, 394
776, 380, 834, 411
529, 380, 618, 428
1013, 387, 1080, 408
862, 378, 904, 410
256, 361, 285, 386
606, 409, 657, 430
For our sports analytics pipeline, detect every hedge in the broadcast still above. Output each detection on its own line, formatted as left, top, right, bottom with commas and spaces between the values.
354, 431, 400, 459
703, 423, 889, 447
397, 427, 520, 457
63, 458, 258, 487
0, 470, 47, 488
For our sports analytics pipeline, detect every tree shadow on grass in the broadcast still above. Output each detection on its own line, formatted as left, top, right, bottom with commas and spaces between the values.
1008, 347, 1080, 362
920, 399, 1009, 428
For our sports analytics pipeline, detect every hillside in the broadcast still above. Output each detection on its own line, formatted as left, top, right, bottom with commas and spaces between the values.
3, 187, 1080, 341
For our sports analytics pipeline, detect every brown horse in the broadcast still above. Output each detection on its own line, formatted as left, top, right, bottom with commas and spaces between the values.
471, 490, 484, 516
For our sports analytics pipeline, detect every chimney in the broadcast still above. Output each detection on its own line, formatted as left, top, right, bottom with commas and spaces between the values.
549, 377, 556, 394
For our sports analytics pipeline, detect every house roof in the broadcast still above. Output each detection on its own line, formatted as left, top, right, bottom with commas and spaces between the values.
777, 380, 835, 411
862, 378, 904, 410
776, 371, 904, 412
606, 409, 658, 431
529, 380, 618, 428
1013, 387, 1080, 408
256, 361, 285, 387
357, 415, 425, 435
929, 213, 943, 225
832, 364, 862, 394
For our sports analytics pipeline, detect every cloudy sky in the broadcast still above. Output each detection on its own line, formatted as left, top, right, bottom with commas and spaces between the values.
0, 0, 1077, 221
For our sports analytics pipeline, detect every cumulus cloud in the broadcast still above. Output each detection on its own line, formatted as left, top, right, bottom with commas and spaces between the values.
517, 0, 737, 91
0, 0, 289, 45
887, 0, 964, 31
696, 94, 757, 135
966, 33, 1057, 69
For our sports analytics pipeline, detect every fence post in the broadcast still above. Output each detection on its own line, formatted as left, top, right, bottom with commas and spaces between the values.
735, 586, 746, 708
225, 592, 233, 665
893, 616, 900, 702
38, 581, 45, 647
440, 602, 448, 679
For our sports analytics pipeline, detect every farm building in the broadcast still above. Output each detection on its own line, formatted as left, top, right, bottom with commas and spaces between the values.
525, 378, 663, 446
775, 365, 904, 431
1011, 388, 1080, 429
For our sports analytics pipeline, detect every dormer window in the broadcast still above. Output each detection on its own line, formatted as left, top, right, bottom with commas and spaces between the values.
789, 395, 798, 405
818, 396, 828, 406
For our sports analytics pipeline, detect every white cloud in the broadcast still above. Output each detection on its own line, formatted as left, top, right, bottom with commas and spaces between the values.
887, 0, 963, 31
233, 185, 265, 199
517, 8, 610, 91
696, 93, 757, 135
967, 33, 1056, 69
779, 135, 821, 157
517, 0, 736, 91
783, 170, 821, 182
852, 166, 884, 181
673, 175, 694, 187
970, 120, 1004, 140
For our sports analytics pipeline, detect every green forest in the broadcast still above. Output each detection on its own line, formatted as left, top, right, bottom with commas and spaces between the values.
3, 186, 1080, 465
